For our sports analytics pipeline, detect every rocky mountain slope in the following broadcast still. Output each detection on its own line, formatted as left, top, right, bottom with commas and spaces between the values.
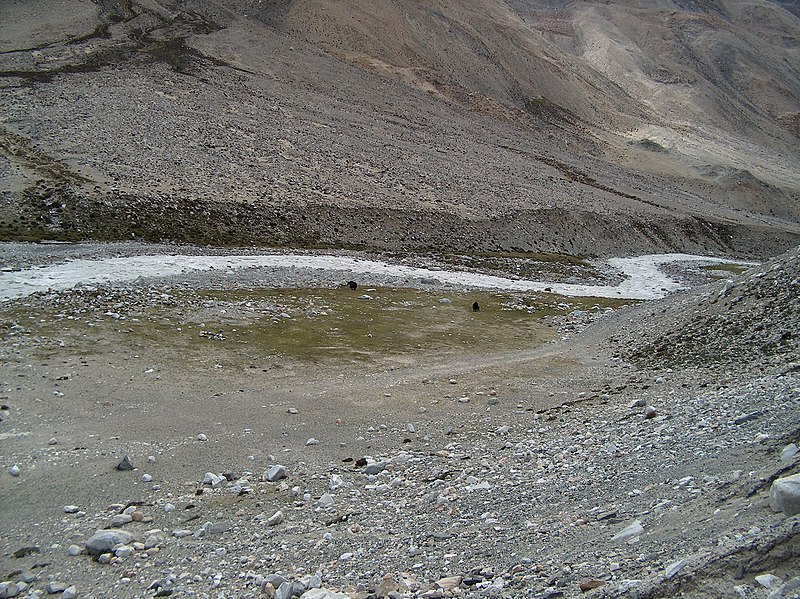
1, 0, 799, 256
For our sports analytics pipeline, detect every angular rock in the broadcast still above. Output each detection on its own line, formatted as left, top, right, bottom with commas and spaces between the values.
114, 545, 134, 558
208, 521, 231, 534
364, 461, 386, 475
264, 465, 287, 482
115, 455, 134, 471
276, 581, 306, 599
85, 529, 134, 556
299, 590, 350, 599
780, 443, 799, 462
435, 576, 462, 591
0, 582, 19, 599
770, 474, 800, 516
579, 580, 605, 591
264, 574, 288, 589
664, 560, 687, 579
611, 520, 644, 543
46, 582, 67, 594
267, 510, 284, 526
755, 574, 782, 589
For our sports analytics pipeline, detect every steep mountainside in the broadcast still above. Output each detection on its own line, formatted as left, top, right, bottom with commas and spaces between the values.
0, 0, 799, 255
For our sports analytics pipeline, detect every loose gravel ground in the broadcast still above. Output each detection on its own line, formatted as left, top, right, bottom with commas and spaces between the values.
0, 244, 798, 599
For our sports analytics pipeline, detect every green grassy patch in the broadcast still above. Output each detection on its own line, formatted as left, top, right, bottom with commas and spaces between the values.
2, 288, 635, 370
700, 263, 750, 277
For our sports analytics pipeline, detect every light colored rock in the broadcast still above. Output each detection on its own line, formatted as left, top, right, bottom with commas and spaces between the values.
755, 574, 782, 589
664, 559, 687, 579
64, 505, 79, 514
114, 544, 135, 558
144, 534, 164, 549
299, 589, 350, 599
264, 465, 287, 482
306, 438, 319, 446
435, 576, 462, 590
780, 443, 798, 462
364, 461, 386, 475
85, 529, 134, 556
267, 510, 284, 526
67, 545, 81, 556
7, 465, 20, 477
203, 472, 226, 488
197, 433, 208, 441
46, 582, 67, 594
0, 581, 19, 598
612, 520, 644, 543
62, 586, 77, 599
172, 529, 192, 538
769, 474, 800, 516
768, 576, 800, 599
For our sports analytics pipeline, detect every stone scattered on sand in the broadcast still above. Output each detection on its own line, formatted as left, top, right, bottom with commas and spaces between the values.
612, 520, 644, 543
85, 529, 134, 556
264, 465, 287, 482
579, 579, 606, 591
115, 455, 134, 471
46, 582, 68, 594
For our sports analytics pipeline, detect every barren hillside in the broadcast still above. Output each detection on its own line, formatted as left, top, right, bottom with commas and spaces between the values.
0, 0, 799, 256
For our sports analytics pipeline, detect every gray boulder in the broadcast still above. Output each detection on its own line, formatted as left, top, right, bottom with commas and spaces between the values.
770, 473, 800, 516
85, 529, 134, 556
264, 465, 287, 482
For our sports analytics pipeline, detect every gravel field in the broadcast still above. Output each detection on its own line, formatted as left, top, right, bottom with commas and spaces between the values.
1, 244, 798, 599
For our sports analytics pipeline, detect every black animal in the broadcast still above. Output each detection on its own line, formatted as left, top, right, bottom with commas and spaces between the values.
347, 281, 358, 290
472, 301, 480, 312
